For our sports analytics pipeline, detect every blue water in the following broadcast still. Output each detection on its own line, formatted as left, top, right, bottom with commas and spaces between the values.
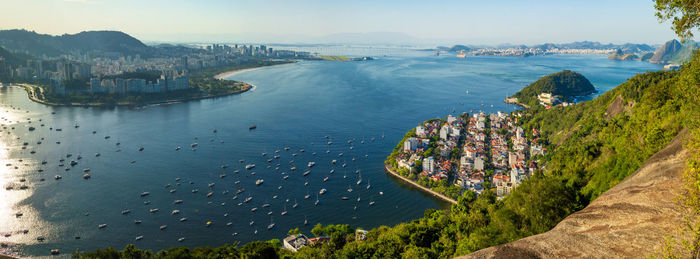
0, 51, 661, 257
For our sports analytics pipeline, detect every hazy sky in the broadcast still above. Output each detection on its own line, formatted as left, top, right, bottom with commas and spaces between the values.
0, 0, 692, 45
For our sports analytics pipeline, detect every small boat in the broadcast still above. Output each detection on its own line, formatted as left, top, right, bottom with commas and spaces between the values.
347, 186, 353, 193
95, 153, 100, 157
180, 218, 187, 222
135, 236, 143, 241
249, 220, 254, 226
160, 225, 167, 230
207, 192, 213, 197
339, 153, 344, 157
262, 203, 270, 208
319, 188, 327, 195
227, 222, 233, 226
256, 179, 264, 185
54, 175, 62, 180
139, 147, 144, 151
369, 201, 375, 206
244, 197, 253, 203
304, 194, 311, 200
208, 183, 215, 188
192, 189, 199, 193
177, 237, 186, 242
121, 210, 131, 215
246, 164, 255, 170
341, 197, 349, 200
323, 177, 329, 182
175, 147, 181, 151
379, 191, 384, 195
51, 249, 60, 255
303, 170, 310, 176
171, 210, 180, 215
174, 200, 183, 204
292, 200, 298, 208
134, 220, 142, 224
149, 208, 159, 213
206, 221, 212, 227
249, 125, 257, 130
332, 160, 337, 164
308, 162, 315, 168
98, 224, 107, 229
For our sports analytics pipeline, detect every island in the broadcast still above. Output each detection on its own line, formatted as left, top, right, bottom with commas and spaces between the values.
505, 70, 596, 108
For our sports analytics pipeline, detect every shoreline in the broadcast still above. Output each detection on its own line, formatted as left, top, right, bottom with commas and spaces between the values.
16, 83, 252, 108
214, 61, 296, 80
384, 164, 457, 204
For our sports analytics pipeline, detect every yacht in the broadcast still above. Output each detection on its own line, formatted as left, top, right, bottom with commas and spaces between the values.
319, 188, 327, 195
303, 170, 310, 176
307, 162, 315, 168
121, 209, 131, 215
178, 237, 186, 242
98, 224, 107, 229
135, 236, 143, 241
256, 179, 264, 185
245, 164, 255, 170
323, 177, 329, 182
149, 208, 159, 213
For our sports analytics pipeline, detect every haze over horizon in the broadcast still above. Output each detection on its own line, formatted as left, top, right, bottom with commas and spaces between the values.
1, 0, 696, 46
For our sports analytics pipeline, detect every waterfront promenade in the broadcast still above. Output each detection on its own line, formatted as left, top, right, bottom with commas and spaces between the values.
384, 164, 457, 204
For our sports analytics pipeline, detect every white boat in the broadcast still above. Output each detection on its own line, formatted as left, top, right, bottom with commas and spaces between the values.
256, 179, 264, 185
307, 162, 315, 168
245, 164, 255, 170
180, 218, 187, 222
98, 224, 107, 229
171, 210, 180, 215
174, 200, 183, 204
303, 170, 310, 176
244, 197, 253, 203
121, 210, 131, 215
135, 236, 143, 241
323, 177, 329, 182
149, 208, 159, 213
177, 237, 186, 242
319, 188, 327, 195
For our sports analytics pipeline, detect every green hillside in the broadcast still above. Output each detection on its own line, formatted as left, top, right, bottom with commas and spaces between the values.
73, 52, 700, 258
512, 70, 596, 105
0, 29, 152, 58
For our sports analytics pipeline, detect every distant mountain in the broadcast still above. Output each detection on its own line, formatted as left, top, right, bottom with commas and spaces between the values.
608, 49, 639, 61
0, 29, 152, 58
0, 45, 30, 66
649, 39, 699, 64
512, 70, 596, 104
449, 45, 471, 52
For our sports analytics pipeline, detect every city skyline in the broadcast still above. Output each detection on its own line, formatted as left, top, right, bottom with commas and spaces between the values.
0, 0, 695, 45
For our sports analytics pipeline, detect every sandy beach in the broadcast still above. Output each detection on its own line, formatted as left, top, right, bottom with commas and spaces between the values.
214, 61, 296, 80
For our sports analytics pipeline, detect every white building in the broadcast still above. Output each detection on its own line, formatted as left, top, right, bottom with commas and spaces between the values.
423, 156, 435, 172
440, 125, 449, 141
283, 234, 310, 252
416, 126, 426, 137
404, 137, 418, 152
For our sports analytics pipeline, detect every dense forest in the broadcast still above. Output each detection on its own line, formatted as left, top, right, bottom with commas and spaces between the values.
72, 50, 699, 258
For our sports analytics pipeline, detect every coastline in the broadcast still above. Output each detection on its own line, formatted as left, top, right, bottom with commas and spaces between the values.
15, 61, 291, 108
17, 83, 252, 108
214, 61, 296, 80
384, 164, 457, 204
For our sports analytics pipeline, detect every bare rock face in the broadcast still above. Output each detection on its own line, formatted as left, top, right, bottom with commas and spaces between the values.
460, 129, 691, 259
650, 39, 682, 64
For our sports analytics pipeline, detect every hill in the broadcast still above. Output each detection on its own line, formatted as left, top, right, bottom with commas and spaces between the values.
511, 70, 596, 105
650, 39, 699, 64
0, 29, 152, 58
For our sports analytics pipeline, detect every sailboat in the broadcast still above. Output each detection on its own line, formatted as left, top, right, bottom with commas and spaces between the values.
267, 216, 275, 230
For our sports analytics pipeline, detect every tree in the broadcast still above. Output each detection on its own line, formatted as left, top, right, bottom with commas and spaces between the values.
654, 0, 700, 39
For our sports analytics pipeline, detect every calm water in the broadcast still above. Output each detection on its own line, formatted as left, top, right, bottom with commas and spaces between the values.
0, 51, 661, 257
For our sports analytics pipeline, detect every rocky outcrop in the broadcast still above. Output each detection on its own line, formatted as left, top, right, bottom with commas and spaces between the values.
460, 129, 692, 259
650, 39, 683, 64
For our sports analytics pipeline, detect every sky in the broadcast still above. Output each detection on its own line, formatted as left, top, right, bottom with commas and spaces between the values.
0, 0, 694, 45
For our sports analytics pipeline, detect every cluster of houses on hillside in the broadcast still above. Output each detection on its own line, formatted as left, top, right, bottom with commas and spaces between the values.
395, 111, 546, 199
